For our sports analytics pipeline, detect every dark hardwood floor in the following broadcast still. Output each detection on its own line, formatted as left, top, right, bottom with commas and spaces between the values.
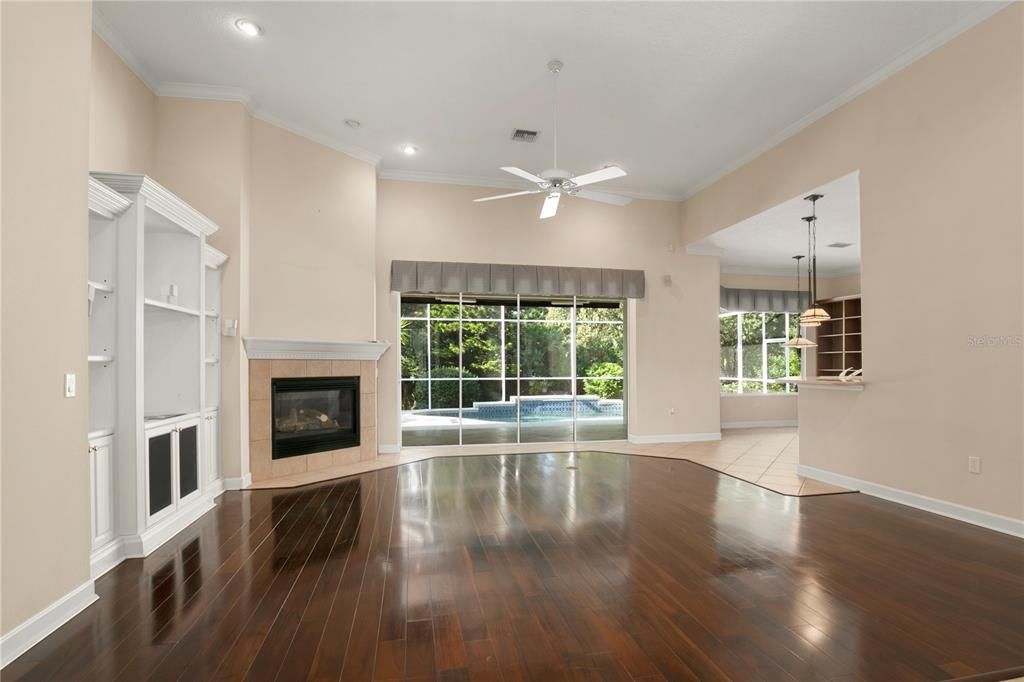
4, 451, 1023, 681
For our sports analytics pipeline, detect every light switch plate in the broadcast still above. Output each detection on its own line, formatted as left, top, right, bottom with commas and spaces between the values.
968, 456, 981, 474
64, 372, 76, 398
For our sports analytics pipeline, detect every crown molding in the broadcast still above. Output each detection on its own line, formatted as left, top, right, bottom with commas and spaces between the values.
91, 172, 220, 237
92, 10, 160, 92
156, 82, 251, 108
92, 13, 380, 168
678, 1, 1012, 201
249, 106, 381, 167
95, 1, 1009, 201
88, 177, 132, 219
377, 169, 682, 202
204, 244, 229, 270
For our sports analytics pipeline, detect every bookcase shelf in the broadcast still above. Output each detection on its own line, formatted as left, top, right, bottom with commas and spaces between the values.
88, 173, 228, 571
814, 295, 863, 378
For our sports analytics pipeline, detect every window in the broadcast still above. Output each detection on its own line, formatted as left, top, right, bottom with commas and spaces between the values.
719, 312, 801, 394
400, 295, 626, 446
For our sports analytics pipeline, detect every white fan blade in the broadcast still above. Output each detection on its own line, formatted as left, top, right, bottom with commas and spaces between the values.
501, 166, 547, 185
473, 190, 541, 203
570, 165, 627, 187
540, 192, 560, 219
574, 189, 632, 206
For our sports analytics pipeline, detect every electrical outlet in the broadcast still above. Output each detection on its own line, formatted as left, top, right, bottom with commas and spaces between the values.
64, 372, 76, 398
968, 456, 981, 474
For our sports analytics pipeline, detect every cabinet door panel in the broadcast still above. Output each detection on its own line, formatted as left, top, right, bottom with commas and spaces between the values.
148, 432, 173, 516
93, 440, 113, 542
179, 424, 199, 498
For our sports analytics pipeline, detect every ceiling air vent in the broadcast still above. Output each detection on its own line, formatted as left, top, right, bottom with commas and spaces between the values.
827, 242, 855, 248
511, 129, 539, 143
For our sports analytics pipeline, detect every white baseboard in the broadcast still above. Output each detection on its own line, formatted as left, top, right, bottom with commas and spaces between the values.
378, 444, 400, 455
223, 473, 252, 490
628, 432, 722, 444
122, 499, 216, 558
206, 478, 225, 498
90, 539, 127, 579
721, 419, 798, 429
0, 579, 97, 668
798, 465, 1024, 538
90, 482, 226, 580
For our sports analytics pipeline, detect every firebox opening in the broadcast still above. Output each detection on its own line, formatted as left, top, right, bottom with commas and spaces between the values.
271, 376, 360, 459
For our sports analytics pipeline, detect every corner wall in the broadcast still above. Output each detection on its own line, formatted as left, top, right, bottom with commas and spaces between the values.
89, 37, 380, 484
89, 33, 155, 175
2, 0, 94, 635
249, 118, 377, 341
681, 5, 1024, 520
153, 97, 252, 481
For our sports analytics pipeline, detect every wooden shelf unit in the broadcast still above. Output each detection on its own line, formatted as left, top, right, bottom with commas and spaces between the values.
814, 295, 862, 378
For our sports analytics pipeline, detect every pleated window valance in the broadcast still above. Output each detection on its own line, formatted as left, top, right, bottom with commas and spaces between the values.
720, 287, 805, 313
391, 260, 645, 299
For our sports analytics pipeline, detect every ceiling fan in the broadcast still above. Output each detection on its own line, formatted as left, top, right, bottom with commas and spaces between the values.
474, 60, 632, 219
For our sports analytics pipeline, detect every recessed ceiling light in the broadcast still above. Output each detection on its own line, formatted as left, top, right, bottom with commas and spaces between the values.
234, 19, 262, 38
400, 144, 419, 156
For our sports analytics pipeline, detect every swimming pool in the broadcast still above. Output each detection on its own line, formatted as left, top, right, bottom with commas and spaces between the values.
407, 395, 624, 423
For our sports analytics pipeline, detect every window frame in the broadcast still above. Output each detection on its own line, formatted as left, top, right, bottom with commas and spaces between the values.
399, 294, 627, 444
719, 311, 800, 395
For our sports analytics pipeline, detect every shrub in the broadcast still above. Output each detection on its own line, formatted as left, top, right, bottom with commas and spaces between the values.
583, 362, 623, 399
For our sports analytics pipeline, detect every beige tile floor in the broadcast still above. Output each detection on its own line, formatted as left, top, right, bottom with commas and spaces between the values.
247, 426, 853, 496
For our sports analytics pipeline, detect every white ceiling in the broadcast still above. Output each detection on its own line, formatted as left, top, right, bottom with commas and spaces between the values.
95, 2, 998, 199
688, 171, 861, 277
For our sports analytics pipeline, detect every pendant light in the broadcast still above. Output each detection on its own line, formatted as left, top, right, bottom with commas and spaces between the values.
784, 254, 817, 349
799, 193, 830, 327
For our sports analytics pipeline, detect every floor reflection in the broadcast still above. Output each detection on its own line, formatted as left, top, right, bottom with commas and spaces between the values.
5, 450, 1023, 682
270, 478, 363, 571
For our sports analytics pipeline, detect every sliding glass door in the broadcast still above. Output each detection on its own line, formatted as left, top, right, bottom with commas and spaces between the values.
518, 300, 574, 443
399, 295, 626, 446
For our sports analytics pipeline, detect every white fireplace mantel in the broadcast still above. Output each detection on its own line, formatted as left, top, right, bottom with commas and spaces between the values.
243, 337, 390, 361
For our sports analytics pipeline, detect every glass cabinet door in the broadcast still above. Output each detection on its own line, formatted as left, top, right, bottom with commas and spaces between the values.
178, 424, 199, 499
148, 431, 174, 516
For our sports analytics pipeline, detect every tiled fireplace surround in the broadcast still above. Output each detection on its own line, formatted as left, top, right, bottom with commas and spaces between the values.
249, 359, 378, 482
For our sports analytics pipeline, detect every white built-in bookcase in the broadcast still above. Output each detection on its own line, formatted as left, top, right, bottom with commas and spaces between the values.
87, 173, 227, 578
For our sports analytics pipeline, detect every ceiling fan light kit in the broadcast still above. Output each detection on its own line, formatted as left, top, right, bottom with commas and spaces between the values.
474, 60, 632, 219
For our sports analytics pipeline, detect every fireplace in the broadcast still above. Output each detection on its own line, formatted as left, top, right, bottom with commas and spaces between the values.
271, 376, 360, 459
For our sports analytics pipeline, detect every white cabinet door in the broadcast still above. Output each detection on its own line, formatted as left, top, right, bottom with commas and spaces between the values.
145, 423, 177, 525
176, 416, 202, 507
204, 411, 219, 485
89, 435, 115, 550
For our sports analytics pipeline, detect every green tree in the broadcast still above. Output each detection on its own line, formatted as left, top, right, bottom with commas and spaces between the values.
583, 362, 623, 399
576, 322, 623, 376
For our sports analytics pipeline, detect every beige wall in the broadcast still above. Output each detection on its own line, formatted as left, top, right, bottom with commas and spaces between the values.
682, 6, 1023, 520
249, 118, 377, 341
376, 180, 721, 448
1, 1, 93, 634
720, 272, 860, 298
154, 97, 252, 480
721, 395, 798, 427
89, 33, 154, 176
